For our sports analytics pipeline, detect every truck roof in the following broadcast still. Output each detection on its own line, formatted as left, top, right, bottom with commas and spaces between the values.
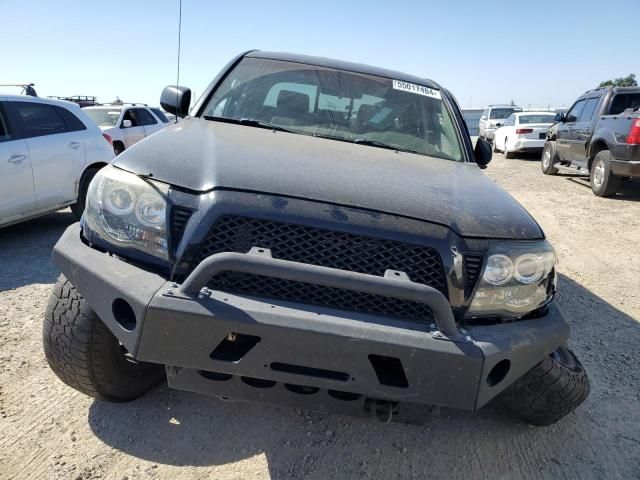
247, 51, 442, 90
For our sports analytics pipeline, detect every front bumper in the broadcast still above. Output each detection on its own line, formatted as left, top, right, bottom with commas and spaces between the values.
52, 224, 569, 422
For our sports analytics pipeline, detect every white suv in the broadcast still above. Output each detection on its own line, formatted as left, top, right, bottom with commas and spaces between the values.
0, 95, 114, 228
478, 104, 522, 142
83, 105, 169, 155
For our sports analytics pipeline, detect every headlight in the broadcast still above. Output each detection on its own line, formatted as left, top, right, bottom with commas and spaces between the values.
467, 241, 556, 319
84, 165, 169, 260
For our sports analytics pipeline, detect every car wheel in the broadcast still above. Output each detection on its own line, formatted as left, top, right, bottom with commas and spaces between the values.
43, 275, 165, 402
70, 166, 100, 220
493, 139, 500, 153
590, 150, 621, 197
541, 141, 560, 175
504, 138, 514, 158
498, 345, 590, 426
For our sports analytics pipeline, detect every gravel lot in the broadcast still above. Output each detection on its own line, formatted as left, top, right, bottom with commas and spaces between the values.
1, 149, 639, 480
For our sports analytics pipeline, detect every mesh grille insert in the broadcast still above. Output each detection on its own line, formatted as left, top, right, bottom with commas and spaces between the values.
191, 216, 448, 321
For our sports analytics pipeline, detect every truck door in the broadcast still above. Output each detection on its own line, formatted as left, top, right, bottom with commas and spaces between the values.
569, 96, 600, 165
557, 99, 585, 161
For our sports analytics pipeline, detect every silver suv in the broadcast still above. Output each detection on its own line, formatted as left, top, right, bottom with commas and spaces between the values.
479, 104, 522, 142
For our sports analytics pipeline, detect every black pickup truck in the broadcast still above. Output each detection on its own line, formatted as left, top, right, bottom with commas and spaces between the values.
541, 86, 640, 196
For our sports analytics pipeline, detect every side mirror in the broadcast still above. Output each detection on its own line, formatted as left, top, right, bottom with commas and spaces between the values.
495, 123, 502, 127
122, 119, 132, 128
474, 137, 492, 169
160, 85, 192, 117
554, 113, 565, 122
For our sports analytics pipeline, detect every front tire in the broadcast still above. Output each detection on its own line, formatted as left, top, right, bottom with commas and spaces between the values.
590, 150, 620, 197
541, 141, 560, 175
499, 345, 590, 426
43, 275, 165, 402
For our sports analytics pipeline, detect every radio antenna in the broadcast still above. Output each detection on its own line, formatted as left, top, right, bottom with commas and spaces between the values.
175, 0, 183, 122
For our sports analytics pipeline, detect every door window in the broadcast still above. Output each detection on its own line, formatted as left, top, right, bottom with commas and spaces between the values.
579, 97, 600, 122
136, 108, 158, 126
14, 102, 67, 138
565, 99, 586, 123
56, 107, 87, 132
122, 109, 140, 127
0, 104, 13, 142
503, 114, 516, 126
150, 108, 169, 123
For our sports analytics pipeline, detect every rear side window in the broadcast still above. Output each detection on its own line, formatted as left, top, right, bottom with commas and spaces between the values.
56, 107, 87, 132
566, 99, 586, 122
150, 108, 169, 123
609, 93, 640, 115
0, 104, 13, 142
14, 102, 67, 138
578, 97, 600, 122
136, 108, 157, 126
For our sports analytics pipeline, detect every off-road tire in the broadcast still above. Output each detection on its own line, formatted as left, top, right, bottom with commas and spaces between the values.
43, 275, 165, 402
70, 167, 100, 220
541, 141, 560, 175
590, 150, 621, 197
499, 345, 590, 426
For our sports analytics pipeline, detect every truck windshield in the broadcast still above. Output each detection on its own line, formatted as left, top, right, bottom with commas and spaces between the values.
83, 109, 121, 127
202, 58, 463, 162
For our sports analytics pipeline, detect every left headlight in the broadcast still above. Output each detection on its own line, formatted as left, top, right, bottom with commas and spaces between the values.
84, 165, 169, 260
467, 241, 556, 319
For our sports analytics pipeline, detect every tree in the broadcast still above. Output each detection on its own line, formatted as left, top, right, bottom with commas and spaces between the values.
599, 74, 637, 87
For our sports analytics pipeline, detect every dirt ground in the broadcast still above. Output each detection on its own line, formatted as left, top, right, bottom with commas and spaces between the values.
1, 149, 639, 480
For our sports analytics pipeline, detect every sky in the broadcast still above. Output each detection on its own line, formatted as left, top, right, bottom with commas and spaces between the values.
1, 0, 638, 110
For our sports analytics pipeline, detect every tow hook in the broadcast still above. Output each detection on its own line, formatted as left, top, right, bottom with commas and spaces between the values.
365, 398, 398, 423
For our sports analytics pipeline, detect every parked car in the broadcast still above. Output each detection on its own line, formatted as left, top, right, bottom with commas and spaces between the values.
479, 104, 522, 142
493, 112, 556, 158
541, 86, 640, 196
0, 95, 114, 228
44, 51, 589, 426
82, 104, 170, 155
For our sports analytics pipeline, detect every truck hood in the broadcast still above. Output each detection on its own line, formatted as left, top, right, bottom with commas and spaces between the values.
114, 118, 543, 240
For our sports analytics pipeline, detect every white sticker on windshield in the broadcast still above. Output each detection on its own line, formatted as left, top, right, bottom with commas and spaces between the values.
392, 80, 441, 100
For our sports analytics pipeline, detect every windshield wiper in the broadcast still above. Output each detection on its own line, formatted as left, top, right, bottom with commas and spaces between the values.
354, 138, 420, 155
203, 116, 295, 133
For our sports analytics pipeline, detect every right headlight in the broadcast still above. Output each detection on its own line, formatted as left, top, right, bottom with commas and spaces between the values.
84, 165, 169, 260
467, 241, 556, 319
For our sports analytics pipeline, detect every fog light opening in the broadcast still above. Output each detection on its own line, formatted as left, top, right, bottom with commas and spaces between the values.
487, 359, 511, 387
241, 376, 276, 388
112, 298, 136, 331
328, 389, 362, 401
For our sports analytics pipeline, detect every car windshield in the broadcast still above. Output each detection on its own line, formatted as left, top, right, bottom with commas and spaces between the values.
202, 58, 463, 162
83, 108, 121, 127
519, 114, 555, 124
489, 108, 519, 119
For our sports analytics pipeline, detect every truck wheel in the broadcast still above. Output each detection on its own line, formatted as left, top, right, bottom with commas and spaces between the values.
590, 150, 621, 197
504, 138, 514, 158
43, 275, 165, 402
498, 345, 590, 426
541, 142, 559, 175
70, 167, 100, 220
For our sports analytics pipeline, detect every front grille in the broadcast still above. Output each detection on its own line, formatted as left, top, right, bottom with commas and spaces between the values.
191, 216, 448, 322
